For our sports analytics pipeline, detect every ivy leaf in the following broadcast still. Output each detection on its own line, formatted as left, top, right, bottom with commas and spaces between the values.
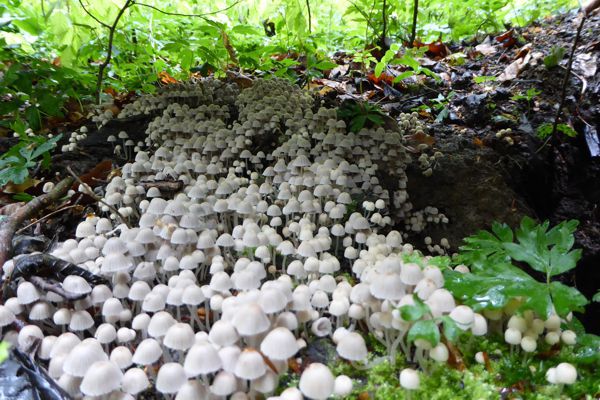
399, 296, 430, 322
439, 316, 461, 342
31, 134, 62, 160
407, 320, 440, 347
549, 281, 588, 316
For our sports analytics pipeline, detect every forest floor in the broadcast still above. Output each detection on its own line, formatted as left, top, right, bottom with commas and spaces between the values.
1, 10, 599, 332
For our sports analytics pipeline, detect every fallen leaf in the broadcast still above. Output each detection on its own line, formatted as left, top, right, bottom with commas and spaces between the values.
573, 53, 597, 78
407, 131, 435, 146
427, 41, 450, 58
474, 43, 497, 56
2, 178, 40, 194
158, 71, 178, 85
499, 52, 532, 81
78, 160, 114, 188
473, 137, 484, 148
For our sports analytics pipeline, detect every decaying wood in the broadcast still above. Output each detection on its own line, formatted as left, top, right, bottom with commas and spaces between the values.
0, 177, 73, 272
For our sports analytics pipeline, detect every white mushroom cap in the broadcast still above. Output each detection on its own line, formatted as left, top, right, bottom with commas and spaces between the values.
234, 349, 266, 380
156, 363, 187, 394
49, 332, 80, 358
333, 375, 353, 397
399, 368, 420, 390
210, 371, 237, 396
260, 327, 299, 360
299, 363, 335, 400
80, 360, 123, 396
17, 325, 44, 351
184, 343, 222, 376
555, 362, 577, 384
209, 320, 240, 346
122, 368, 150, 395
280, 387, 304, 400
110, 346, 133, 369
63, 338, 108, 377
0, 304, 16, 327
163, 322, 195, 351
62, 275, 92, 295
232, 303, 270, 336
175, 380, 209, 400
336, 332, 367, 361
132, 338, 163, 365
429, 342, 449, 362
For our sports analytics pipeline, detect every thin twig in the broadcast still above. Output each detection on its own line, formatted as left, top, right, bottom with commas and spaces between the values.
29, 276, 88, 301
551, 13, 586, 137
381, 0, 387, 48
409, 0, 419, 46
77, 0, 111, 29
0, 177, 74, 271
66, 167, 131, 228
16, 205, 82, 235
306, 0, 312, 34
132, 0, 243, 21
95, 0, 135, 104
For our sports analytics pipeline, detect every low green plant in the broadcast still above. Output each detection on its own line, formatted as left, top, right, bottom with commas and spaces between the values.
512, 87, 541, 115
543, 46, 566, 69
0, 127, 62, 187
536, 122, 577, 140
473, 75, 497, 84
337, 101, 385, 132
445, 217, 588, 318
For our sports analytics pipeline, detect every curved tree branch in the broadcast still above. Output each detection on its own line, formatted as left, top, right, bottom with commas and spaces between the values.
132, 0, 243, 22
77, 0, 110, 29
0, 177, 73, 272
94, 0, 135, 104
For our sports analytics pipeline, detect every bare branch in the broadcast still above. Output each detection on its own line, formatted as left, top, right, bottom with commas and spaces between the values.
66, 167, 131, 228
77, 0, 111, 29
0, 177, 73, 271
132, 0, 243, 22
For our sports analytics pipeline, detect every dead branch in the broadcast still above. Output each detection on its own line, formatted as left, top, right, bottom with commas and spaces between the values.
66, 166, 132, 228
29, 276, 87, 301
0, 177, 73, 272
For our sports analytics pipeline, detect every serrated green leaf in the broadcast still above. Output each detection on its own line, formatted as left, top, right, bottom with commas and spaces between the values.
549, 281, 588, 316
407, 320, 440, 347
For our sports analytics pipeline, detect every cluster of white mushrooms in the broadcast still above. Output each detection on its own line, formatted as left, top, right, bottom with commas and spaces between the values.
0, 78, 578, 398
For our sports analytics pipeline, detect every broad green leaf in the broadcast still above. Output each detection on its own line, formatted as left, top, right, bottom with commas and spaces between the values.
399, 296, 430, 322
31, 134, 62, 160
549, 281, 588, 317
569, 334, 600, 365
439, 316, 461, 342
313, 60, 337, 71
407, 320, 440, 347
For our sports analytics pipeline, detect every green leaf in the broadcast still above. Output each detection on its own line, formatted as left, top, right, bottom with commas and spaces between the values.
392, 71, 414, 83
0, 165, 28, 186
374, 61, 385, 78
570, 334, 600, 365
444, 265, 554, 317
407, 320, 440, 347
543, 46, 566, 69
313, 60, 337, 71
31, 134, 62, 160
474, 75, 497, 83
593, 291, 600, 303
439, 316, 461, 342
0, 341, 9, 364
399, 296, 430, 321
549, 281, 588, 317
